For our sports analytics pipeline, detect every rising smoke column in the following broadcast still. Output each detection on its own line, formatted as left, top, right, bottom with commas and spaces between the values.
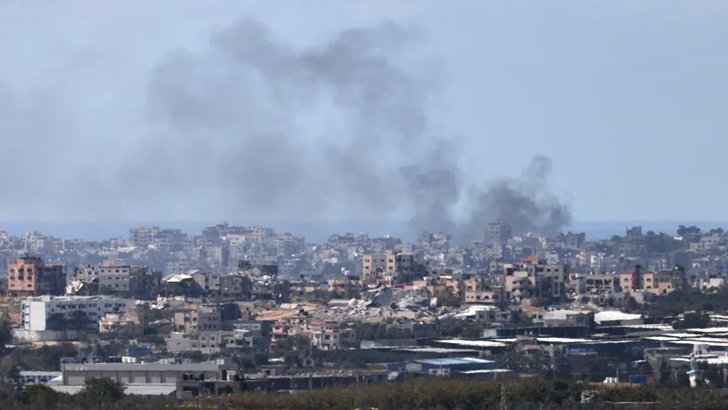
459, 155, 572, 241
0, 16, 571, 237
136, 18, 460, 226
139, 18, 570, 236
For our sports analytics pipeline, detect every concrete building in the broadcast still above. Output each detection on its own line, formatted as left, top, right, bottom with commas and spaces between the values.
129, 226, 159, 247
6, 256, 65, 297
67, 264, 160, 295
19, 295, 135, 337
174, 305, 222, 334
99, 306, 144, 337
166, 330, 269, 355
618, 265, 684, 296
574, 273, 619, 294
503, 257, 569, 303
464, 288, 507, 305
20, 371, 61, 386
56, 358, 243, 400
542, 310, 594, 327
361, 250, 416, 284
387, 357, 497, 377
485, 221, 512, 246
327, 274, 362, 293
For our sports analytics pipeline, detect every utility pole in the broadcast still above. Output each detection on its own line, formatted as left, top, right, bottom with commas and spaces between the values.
500, 382, 508, 410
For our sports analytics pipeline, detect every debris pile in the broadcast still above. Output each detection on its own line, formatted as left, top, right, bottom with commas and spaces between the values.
312, 287, 433, 322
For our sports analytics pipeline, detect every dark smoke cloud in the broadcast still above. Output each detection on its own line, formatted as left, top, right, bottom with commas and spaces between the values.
0, 17, 571, 238
459, 156, 572, 241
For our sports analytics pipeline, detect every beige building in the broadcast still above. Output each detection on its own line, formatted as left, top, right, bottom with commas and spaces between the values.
174, 305, 221, 334
618, 265, 683, 296
573, 273, 619, 294
7, 256, 65, 297
464, 288, 507, 305
99, 306, 144, 337
361, 250, 415, 284
503, 257, 568, 302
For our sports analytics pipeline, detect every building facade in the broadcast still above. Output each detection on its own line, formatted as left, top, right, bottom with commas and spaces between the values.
7, 256, 65, 297
21, 295, 136, 332
503, 258, 569, 302
485, 221, 512, 246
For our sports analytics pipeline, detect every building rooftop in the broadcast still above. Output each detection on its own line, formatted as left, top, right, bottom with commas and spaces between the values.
594, 311, 642, 324
52, 384, 177, 396
434, 339, 507, 348
416, 357, 494, 366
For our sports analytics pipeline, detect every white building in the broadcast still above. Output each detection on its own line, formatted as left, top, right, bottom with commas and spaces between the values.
20, 295, 135, 332
20, 371, 62, 386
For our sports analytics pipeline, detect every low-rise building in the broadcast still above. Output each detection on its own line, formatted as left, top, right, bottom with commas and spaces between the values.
20, 371, 61, 386
67, 264, 161, 296
54, 357, 243, 400
99, 306, 144, 337
166, 330, 269, 355
16, 295, 135, 341
464, 288, 507, 305
174, 305, 222, 334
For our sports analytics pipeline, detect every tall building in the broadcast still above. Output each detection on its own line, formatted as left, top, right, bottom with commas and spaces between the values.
485, 221, 512, 246
7, 256, 65, 297
503, 257, 569, 302
129, 226, 159, 247
361, 250, 416, 284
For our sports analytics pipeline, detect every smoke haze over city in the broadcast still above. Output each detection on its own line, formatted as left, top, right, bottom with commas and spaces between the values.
2, 1, 728, 234
0, 11, 570, 238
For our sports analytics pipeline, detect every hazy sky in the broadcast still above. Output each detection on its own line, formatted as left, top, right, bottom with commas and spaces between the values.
1, 1, 726, 223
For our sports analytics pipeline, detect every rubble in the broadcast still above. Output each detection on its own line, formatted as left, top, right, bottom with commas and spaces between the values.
312, 288, 433, 322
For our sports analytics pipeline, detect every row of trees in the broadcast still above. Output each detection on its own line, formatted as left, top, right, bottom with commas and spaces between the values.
9, 377, 728, 409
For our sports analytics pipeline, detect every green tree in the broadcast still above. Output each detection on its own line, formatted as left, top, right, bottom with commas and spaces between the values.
20, 384, 62, 409
673, 312, 711, 329
75, 377, 124, 408
622, 295, 641, 313
458, 323, 483, 338
45, 314, 69, 331
0, 316, 12, 354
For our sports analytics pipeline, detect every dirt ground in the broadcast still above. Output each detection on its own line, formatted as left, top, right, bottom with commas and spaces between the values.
0, 297, 21, 325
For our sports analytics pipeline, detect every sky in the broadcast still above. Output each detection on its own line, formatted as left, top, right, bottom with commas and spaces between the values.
1, 1, 727, 227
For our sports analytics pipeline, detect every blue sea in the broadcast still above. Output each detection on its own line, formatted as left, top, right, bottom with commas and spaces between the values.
0, 220, 726, 244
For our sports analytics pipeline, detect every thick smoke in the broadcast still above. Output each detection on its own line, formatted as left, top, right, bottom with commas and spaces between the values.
0, 17, 571, 238
460, 156, 572, 241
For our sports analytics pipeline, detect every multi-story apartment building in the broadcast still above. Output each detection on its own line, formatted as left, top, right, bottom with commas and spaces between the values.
7, 256, 65, 297
67, 264, 160, 295
99, 306, 144, 337
361, 250, 416, 284
573, 273, 620, 294
20, 295, 135, 331
129, 226, 159, 247
503, 257, 569, 302
618, 265, 685, 296
166, 330, 269, 355
485, 221, 512, 246
190, 272, 252, 299
174, 305, 222, 334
